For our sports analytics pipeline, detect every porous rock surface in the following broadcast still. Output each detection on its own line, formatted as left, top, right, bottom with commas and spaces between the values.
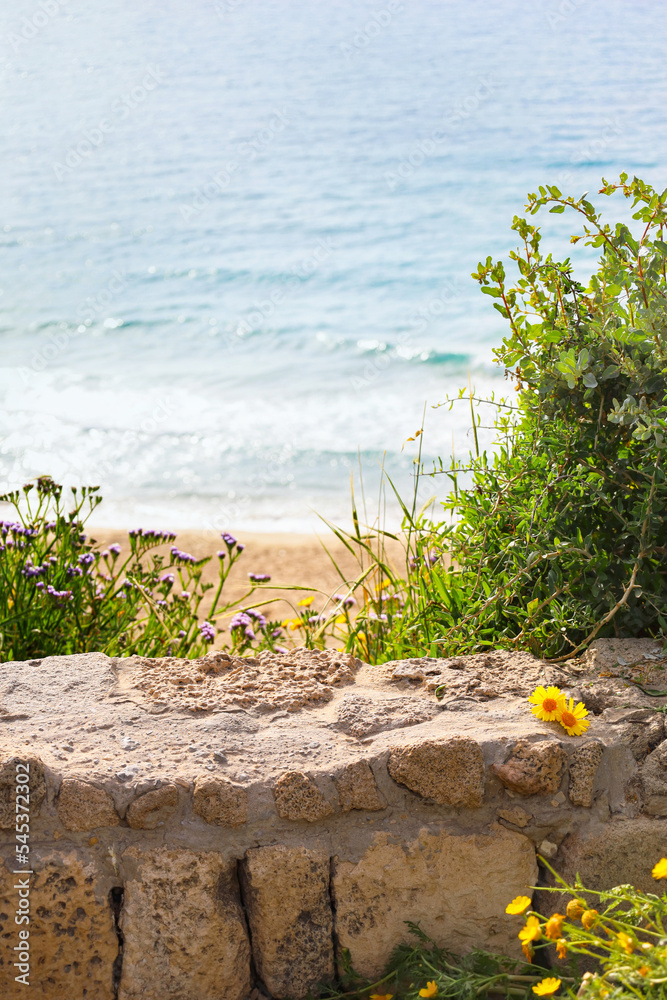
0, 638, 666, 998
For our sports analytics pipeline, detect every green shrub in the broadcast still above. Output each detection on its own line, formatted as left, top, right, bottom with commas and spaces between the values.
311, 175, 667, 662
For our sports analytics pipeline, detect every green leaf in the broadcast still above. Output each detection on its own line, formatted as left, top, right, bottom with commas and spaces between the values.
549, 205, 566, 214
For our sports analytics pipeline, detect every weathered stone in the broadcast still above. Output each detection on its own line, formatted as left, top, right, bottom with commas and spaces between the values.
618, 715, 665, 762
641, 740, 667, 815
118, 848, 251, 1000
242, 845, 334, 999
333, 828, 538, 978
0, 754, 46, 828
193, 776, 247, 826
569, 741, 604, 807
127, 784, 179, 829
493, 739, 567, 797
57, 778, 120, 831
387, 737, 484, 806
274, 770, 334, 822
497, 805, 532, 827
0, 851, 118, 999
335, 760, 386, 812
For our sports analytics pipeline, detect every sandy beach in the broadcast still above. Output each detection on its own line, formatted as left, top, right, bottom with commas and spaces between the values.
92, 527, 407, 626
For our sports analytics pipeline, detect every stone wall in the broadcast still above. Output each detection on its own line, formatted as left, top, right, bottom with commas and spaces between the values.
0, 638, 665, 999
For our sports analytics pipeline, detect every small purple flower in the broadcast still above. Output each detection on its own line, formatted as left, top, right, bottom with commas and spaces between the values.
249, 572, 271, 583
220, 532, 237, 547
272, 627, 283, 638
79, 552, 95, 566
156, 600, 168, 608
35, 581, 45, 590
46, 584, 73, 603
199, 621, 216, 643
217, 550, 226, 559
66, 564, 83, 577
45, 521, 57, 531
177, 630, 186, 638
244, 627, 257, 641
275, 646, 288, 654
181, 591, 190, 600
334, 593, 356, 609
170, 546, 196, 564
236, 543, 245, 552
160, 573, 175, 584
108, 543, 121, 556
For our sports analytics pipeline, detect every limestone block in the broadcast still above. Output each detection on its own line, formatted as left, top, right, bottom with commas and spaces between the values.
241, 844, 334, 999
193, 776, 247, 827
126, 784, 179, 829
641, 740, 667, 815
0, 754, 46, 828
0, 851, 118, 999
118, 848, 251, 1000
569, 742, 604, 807
493, 739, 566, 796
497, 805, 532, 827
387, 737, 484, 807
335, 760, 386, 812
274, 770, 334, 822
57, 778, 120, 831
333, 827, 538, 978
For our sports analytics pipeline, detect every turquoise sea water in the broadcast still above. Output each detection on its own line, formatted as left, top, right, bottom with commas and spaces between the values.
1, 0, 666, 530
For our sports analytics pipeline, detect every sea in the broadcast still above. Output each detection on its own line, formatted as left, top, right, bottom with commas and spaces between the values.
1, 0, 666, 532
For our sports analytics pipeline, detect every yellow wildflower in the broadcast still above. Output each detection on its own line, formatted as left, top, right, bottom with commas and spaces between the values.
581, 909, 598, 930
544, 913, 565, 940
652, 858, 667, 879
616, 932, 634, 955
532, 978, 561, 996
519, 916, 542, 945
528, 685, 565, 722
522, 942, 534, 963
297, 596, 314, 607
281, 618, 302, 631
557, 698, 590, 736
566, 899, 585, 920
506, 895, 532, 915
419, 982, 438, 998
639, 966, 650, 977
370, 994, 393, 1000
556, 939, 567, 960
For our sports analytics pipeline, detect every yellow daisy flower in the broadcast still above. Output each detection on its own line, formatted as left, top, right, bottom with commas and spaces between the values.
566, 899, 585, 920
616, 932, 635, 955
297, 596, 315, 607
544, 913, 565, 940
419, 982, 438, 998
370, 994, 393, 1000
556, 939, 567, 959
528, 685, 565, 721
652, 858, 667, 879
506, 895, 532, 915
519, 916, 542, 945
581, 909, 598, 930
532, 977, 561, 996
522, 942, 534, 963
557, 698, 590, 736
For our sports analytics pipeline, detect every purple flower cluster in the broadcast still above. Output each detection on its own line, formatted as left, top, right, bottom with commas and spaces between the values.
170, 546, 197, 564
22, 559, 48, 579
199, 621, 216, 643
160, 573, 175, 585
409, 550, 440, 571
230, 608, 266, 642
248, 572, 271, 583
78, 552, 95, 567
220, 532, 244, 552
129, 528, 177, 542
44, 585, 73, 604
108, 543, 122, 556
66, 563, 83, 578
333, 593, 356, 609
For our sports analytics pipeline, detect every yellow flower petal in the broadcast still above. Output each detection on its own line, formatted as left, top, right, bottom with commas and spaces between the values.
544, 913, 565, 940
652, 857, 667, 879
419, 982, 438, 998
557, 697, 590, 736
519, 916, 542, 944
297, 596, 314, 607
532, 977, 561, 996
529, 685, 565, 722
506, 895, 532, 914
